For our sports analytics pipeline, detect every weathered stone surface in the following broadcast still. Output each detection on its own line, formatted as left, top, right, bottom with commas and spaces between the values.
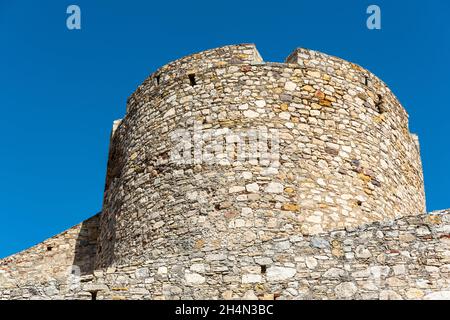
265, 182, 284, 194
245, 183, 259, 193
185, 272, 206, 285
335, 282, 357, 299
242, 290, 259, 300
242, 274, 262, 284
266, 267, 297, 281
311, 237, 330, 249
424, 291, 450, 300
355, 245, 372, 259
305, 257, 318, 269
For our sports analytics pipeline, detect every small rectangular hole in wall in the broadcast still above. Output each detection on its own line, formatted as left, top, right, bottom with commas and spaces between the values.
376, 94, 385, 113
364, 76, 369, 86
261, 265, 267, 274
47, 246, 52, 251
155, 75, 160, 85
188, 74, 196, 86
90, 291, 97, 300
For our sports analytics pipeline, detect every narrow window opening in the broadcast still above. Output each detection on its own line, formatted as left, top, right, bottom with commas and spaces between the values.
357, 200, 363, 207
90, 291, 97, 300
47, 246, 53, 251
232, 142, 238, 161
376, 94, 385, 113
261, 265, 267, 274
155, 75, 160, 85
188, 74, 197, 86
364, 76, 369, 86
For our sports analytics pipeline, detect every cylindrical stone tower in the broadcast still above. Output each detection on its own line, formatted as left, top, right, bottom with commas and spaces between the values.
95, 44, 425, 268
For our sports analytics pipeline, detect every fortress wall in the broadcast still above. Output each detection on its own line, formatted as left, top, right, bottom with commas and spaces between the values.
0, 214, 99, 292
97, 45, 425, 268
1, 212, 448, 300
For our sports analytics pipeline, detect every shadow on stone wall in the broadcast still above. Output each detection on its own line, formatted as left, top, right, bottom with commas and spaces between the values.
72, 213, 101, 275
93, 121, 126, 269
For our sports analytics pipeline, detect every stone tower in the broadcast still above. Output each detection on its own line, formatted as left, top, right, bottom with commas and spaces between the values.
3, 45, 448, 301
96, 44, 426, 268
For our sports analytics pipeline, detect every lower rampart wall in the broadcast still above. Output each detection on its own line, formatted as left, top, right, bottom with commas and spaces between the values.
0, 211, 448, 300
0, 214, 99, 293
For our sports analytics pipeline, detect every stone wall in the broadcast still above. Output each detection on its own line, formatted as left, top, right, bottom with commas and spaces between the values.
1, 212, 448, 300
97, 44, 425, 268
0, 214, 99, 293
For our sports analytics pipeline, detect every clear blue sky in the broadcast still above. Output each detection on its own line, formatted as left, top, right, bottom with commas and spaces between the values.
0, 1, 449, 259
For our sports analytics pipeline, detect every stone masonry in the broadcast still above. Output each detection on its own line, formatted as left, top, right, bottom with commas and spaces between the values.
0, 44, 447, 300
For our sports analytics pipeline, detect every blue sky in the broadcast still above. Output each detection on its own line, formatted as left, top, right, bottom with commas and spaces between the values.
0, 0, 449, 258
